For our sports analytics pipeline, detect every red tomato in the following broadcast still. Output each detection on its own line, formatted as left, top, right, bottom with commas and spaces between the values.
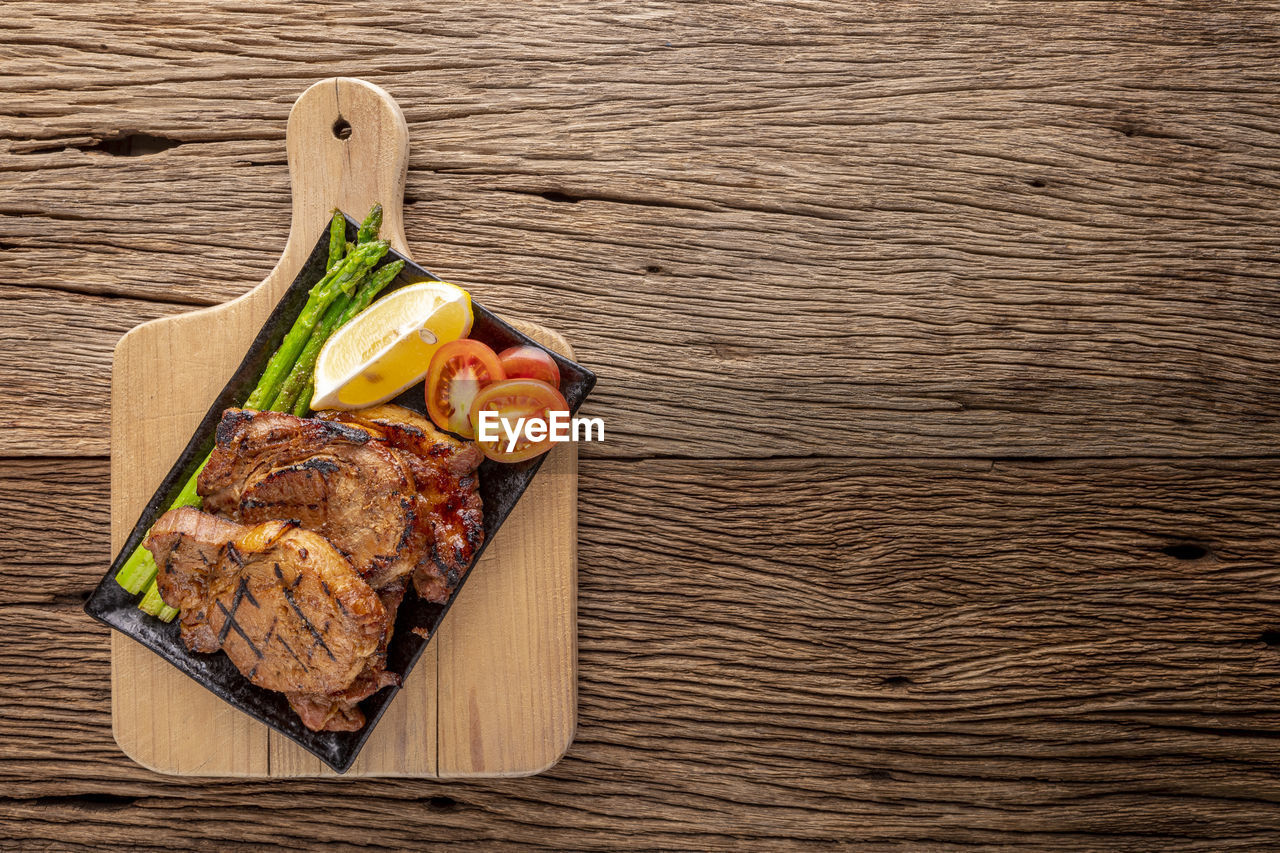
497, 345, 561, 389
425, 339, 506, 439
469, 378, 569, 463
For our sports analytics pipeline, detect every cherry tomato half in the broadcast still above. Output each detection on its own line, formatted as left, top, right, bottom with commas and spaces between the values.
497, 345, 561, 389
425, 339, 505, 439
469, 378, 569, 463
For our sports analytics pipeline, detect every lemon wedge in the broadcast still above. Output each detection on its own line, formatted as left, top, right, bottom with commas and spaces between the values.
310, 280, 473, 409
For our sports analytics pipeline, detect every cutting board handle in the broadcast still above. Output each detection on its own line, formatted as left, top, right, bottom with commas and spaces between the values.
267, 77, 412, 302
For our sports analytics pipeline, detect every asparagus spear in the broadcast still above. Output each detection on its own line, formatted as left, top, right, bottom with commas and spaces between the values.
271, 291, 355, 412
276, 260, 405, 414
292, 380, 316, 417
244, 239, 389, 410
356, 203, 382, 244
137, 578, 176, 620
272, 199, 392, 413
326, 210, 345, 271
289, 263, 406, 418
339, 260, 403, 324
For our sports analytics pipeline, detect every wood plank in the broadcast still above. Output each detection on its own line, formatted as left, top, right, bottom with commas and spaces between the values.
2, 4, 1280, 458
7, 455, 1280, 848
6, 1, 1280, 848
0, 289, 185, 456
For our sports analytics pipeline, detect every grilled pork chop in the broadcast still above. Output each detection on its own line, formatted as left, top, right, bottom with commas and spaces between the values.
285, 580, 405, 731
142, 507, 242, 653
199, 410, 424, 589
318, 405, 484, 602
163, 405, 484, 731
146, 507, 389, 698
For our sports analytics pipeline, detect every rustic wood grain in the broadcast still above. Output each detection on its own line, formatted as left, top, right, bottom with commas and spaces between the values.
6, 456, 1280, 850
3, 0, 1280, 849
2, 2, 1280, 458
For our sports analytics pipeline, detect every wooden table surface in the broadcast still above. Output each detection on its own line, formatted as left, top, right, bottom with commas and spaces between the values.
3, 2, 1280, 850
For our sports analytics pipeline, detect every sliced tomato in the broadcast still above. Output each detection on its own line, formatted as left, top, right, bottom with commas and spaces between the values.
425, 339, 505, 439
469, 378, 569, 463
497, 345, 561, 389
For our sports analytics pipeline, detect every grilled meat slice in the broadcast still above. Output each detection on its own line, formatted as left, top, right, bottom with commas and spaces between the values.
145, 507, 388, 700
144, 507, 242, 652
319, 404, 482, 475
199, 409, 423, 589
286, 580, 406, 731
317, 405, 484, 603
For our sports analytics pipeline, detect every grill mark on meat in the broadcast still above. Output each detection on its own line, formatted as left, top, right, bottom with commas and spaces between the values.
226, 544, 245, 569
299, 458, 341, 475
215, 599, 264, 659
215, 573, 264, 660
215, 577, 251, 645
392, 422, 426, 440
215, 408, 255, 445
241, 493, 313, 511
281, 583, 337, 662
274, 632, 308, 672
394, 498, 417, 554
318, 420, 372, 444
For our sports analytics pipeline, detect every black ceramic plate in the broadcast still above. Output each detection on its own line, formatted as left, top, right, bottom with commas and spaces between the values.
85, 214, 596, 773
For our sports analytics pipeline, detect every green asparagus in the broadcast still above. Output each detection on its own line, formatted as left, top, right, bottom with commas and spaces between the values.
275, 259, 405, 414
137, 577, 177, 621
339, 260, 404, 324
272, 290, 355, 412
326, 210, 345, 271
292, 380, 316, 417
243, 239, 389, 410
356, 203, 382, 244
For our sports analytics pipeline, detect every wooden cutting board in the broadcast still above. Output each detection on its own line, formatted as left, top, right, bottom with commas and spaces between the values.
107, 78, 577, 778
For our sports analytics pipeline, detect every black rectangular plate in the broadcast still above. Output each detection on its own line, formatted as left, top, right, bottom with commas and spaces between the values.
84, 214, 596, 774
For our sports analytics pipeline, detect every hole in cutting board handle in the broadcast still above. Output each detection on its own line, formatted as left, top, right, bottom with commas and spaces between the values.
333, 117, 352, 140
